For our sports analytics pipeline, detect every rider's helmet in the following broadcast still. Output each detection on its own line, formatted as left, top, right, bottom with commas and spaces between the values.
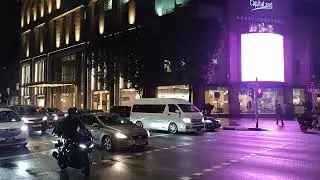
67, 107, 78, 117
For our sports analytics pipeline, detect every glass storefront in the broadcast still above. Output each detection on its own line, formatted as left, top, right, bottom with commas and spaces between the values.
36, 96, 45, 107
204, 87, 229, 114
120, 89, 140, 107
293, 88, 305, 114
92, 90, 110, 111
239, 88, 283, 114
157, 85, 190, 101
60, 93, 75, 112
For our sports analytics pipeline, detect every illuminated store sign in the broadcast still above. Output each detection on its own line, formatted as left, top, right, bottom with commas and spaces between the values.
250, 0, 273, 11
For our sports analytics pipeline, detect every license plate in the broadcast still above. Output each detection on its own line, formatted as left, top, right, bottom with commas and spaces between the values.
33, 124, 42, 127
6, 137, 15, 142
136, 140, 146, 145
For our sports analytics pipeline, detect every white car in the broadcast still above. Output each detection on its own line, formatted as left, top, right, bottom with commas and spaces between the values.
0, 108, 29, 147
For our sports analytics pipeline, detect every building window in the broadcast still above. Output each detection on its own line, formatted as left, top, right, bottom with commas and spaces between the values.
39, 26, 44, 53
27, 7, 30, 24
40, 0, 44, 17
293, 89, 305, 105
74, 10, 81, 42
56, 0, 61, 9
128, 0, 136, 24
61, 54, 76, 82
157, 85, 190, 101
155, 0, 190, 16
204, 88, 229, 114
65, 15, 71, 44
48, 0, 52, 13
21, 16, 24, 27
35, 60, 45, 82
104, 0, 112, 11
33, 6, 37, 21
21, 64, 31, 85
99, 12, 105, 34
56, 18, 63, 48
120, 0, 129, 4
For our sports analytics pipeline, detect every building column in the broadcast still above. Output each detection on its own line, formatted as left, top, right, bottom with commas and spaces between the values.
228, 87, 240, 118
284, 87, 293, 119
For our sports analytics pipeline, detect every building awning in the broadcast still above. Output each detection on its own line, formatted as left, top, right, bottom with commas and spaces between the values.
27, 83, 75, 88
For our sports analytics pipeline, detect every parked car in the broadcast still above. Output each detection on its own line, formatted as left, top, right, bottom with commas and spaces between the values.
0, 108, 29, 147
130, 98, 205, 134
77, 109, 94, 115
10, 105, 48, 134
204, 116, 221, 131
80, 113, 150, 151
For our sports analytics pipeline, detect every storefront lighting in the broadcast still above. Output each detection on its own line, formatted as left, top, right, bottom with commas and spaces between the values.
128, 0, 136, 24
99, 15, 104, 34
56, 0, 61, 9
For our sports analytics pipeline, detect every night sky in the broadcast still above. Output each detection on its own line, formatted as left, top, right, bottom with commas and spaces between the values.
0, 1, 19, 96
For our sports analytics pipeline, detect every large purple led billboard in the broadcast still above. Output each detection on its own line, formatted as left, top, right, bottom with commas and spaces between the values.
241, 33, 284, 82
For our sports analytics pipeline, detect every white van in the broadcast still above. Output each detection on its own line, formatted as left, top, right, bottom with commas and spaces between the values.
130, 98, 205, 134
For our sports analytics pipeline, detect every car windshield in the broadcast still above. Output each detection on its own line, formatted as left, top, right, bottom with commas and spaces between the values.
98, 115, 132, 125
0, 111, 21, 123
178, 104, 200, 112
16, 106, 41, 115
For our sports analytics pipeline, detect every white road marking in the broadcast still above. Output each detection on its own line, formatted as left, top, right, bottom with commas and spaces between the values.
170, 146, 176, 149
163, 147, 169, 150
203, 169, 213, 172
149, 134, 170, 138
229, 160, 238, 163
221, 162, 230, 166
146, 151, 152, 154
135, 153, 142, 156
154, 149, 161, 152
212, 165, 222, 169
192, 173, 203, 176
178, 145, 183, 147
101, 159, 111, 163
180, 176, 192, 180
250, 153, 257, 156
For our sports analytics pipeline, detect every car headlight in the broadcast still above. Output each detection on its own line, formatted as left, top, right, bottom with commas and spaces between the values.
146, 129, 150, 137
204, 120, 212, 123
202, 118, 205, 123
42, 116, 48, 121
20, 125, 28, 131
21, 117, 27, 123
79, 144, 87, 149
53, 114, 59, 120
182, 118, 191, 123
215, 119, 221, 123
115, 132, 127, 139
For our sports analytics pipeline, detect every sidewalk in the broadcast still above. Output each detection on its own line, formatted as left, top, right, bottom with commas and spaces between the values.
219, 118, 301, 132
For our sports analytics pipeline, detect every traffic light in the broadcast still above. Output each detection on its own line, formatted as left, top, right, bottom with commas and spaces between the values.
249, 88, 254, 99
257, 88, 263, 98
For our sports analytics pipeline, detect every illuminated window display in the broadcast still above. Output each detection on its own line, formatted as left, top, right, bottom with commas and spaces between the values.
204, 87, 229, 114
241, 33, 284, 82
157, 85, 190, 101
293, 89, 305, 105
120, 89, 140, 107
239, 88, 283, 114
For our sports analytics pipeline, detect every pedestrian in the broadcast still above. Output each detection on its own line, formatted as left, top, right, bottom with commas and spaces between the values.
275, 104, 284, 125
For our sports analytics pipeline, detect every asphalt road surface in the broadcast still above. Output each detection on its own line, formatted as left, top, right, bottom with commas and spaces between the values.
0, 122, 320, 180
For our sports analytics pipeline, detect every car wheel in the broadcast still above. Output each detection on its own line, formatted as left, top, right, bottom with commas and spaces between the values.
135, 121, 143, 128
168, 123, 178, 134
102, 136, 113, 152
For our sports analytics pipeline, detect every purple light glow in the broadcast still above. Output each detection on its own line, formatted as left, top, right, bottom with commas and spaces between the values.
241, 33, 284, 82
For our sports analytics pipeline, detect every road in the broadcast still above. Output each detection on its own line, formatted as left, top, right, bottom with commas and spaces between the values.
0, 121, 320, 180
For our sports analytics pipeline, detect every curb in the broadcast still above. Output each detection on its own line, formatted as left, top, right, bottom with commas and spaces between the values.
222, 126, 268, 131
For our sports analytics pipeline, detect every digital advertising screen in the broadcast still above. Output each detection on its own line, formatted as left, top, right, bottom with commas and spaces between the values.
241, 33, 284, 82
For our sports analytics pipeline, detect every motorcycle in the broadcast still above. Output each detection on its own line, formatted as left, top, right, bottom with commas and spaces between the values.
297, 112, 320, 133
52, 129, 94, 176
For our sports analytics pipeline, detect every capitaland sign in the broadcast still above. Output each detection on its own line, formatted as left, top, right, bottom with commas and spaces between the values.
250, 0, 273, 11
